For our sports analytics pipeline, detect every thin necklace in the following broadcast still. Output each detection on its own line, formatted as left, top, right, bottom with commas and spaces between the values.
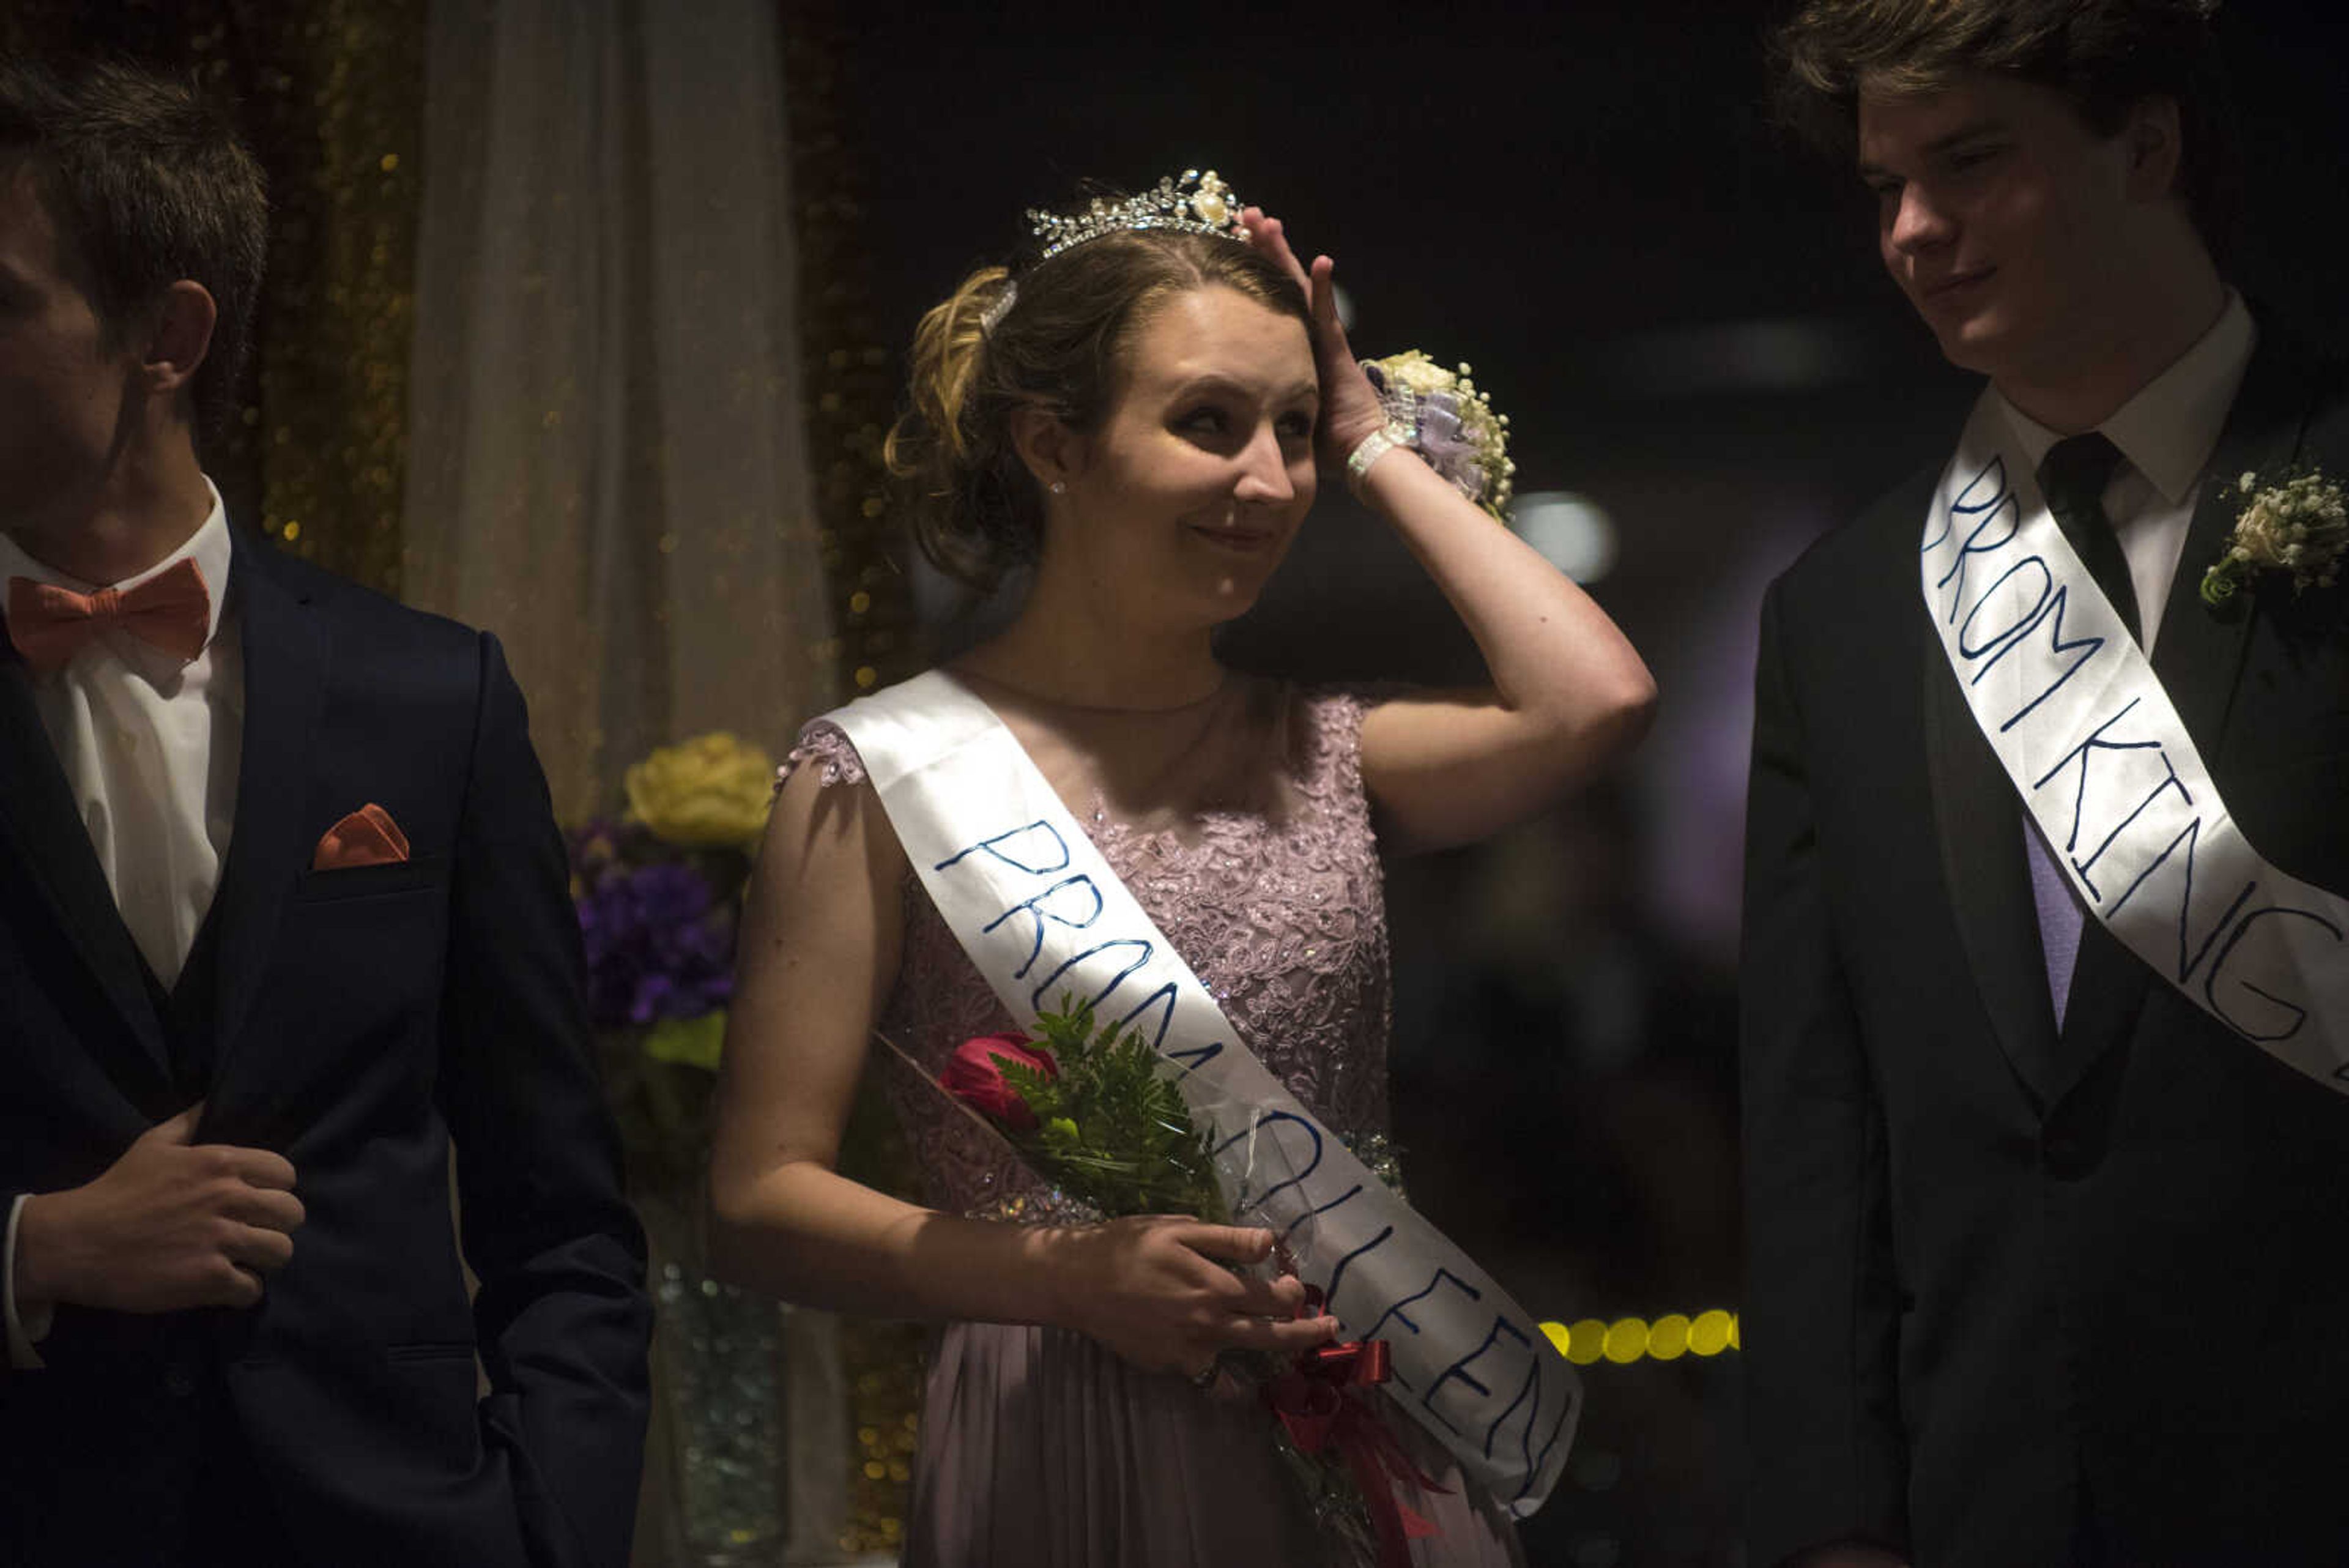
950, 664, 1231, 716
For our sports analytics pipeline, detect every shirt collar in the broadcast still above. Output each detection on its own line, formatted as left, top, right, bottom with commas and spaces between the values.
1994, 292, 2258, 507
0, 478, 235, 652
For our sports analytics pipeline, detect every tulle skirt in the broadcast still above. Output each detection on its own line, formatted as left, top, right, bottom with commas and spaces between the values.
902, 1321, 1527, 1568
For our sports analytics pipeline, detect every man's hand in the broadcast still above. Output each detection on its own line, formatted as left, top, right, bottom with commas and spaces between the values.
15, 1105, 304, 1315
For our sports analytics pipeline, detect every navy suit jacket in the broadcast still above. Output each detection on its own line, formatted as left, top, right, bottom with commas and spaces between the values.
1740, 336, 2349, 1567
0, 526, 651, 1566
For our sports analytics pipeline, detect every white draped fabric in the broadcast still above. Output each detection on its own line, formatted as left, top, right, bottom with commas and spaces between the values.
401, 2, 847, 1561
403, 0, 835, 821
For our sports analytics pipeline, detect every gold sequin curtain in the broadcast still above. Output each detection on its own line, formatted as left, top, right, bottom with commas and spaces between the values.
1, 0, 422, 594
780, 0, 917, 700
779, 6, 927, 1553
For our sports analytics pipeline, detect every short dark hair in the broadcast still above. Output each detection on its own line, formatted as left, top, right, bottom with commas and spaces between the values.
0, 55, 267, 442
1769, 0, 2241, 258
885, 226, 1315, 593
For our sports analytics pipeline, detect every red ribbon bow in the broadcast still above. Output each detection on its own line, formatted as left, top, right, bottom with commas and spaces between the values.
1262, 1288, 1449, 1568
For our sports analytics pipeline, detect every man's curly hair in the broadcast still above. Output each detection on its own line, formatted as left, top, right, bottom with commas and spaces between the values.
1768, 0, 2240, 258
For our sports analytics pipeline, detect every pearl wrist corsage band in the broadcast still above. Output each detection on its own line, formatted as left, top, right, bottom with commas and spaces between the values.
1345, 426, 1407, 491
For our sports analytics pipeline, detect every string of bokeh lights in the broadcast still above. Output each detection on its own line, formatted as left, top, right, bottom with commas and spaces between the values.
1541, 1311, 1740, 1367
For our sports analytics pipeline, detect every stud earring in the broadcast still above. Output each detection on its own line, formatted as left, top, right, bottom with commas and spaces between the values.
1050, 481, 1067, 495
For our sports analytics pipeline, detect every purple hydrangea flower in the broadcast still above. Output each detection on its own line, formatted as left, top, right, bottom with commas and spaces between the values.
567, 820, 738, 1031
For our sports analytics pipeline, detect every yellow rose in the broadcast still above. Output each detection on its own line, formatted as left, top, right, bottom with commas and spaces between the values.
1376, 348, 1455, 398
623, 731, 777, 849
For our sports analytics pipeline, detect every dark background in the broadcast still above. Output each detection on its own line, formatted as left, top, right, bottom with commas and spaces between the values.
833, 4, 2347, 1562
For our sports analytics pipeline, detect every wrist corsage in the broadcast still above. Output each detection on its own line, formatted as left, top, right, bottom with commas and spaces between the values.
1351, 351, 1515, 520
2200, 465, 2347, 608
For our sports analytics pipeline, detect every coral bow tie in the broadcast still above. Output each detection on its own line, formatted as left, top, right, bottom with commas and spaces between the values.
6, 559, 213, 674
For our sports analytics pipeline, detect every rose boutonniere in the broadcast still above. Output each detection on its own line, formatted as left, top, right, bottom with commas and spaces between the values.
2200, 466, 2348, 608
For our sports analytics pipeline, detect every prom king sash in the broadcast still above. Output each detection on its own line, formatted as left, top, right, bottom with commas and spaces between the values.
826, 671, 1579, 1515
1920, 393, 2349, 1091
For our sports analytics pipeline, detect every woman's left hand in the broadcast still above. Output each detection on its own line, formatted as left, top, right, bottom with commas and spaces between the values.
1241, 206, 1387, 471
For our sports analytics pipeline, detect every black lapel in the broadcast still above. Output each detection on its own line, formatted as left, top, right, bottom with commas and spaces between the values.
2148, 332, 2321, 761
0, 634, 174, 1091
1922, 633, 2063, 1107
2041, 332, 2326, 1107
206, 529, 330, 1080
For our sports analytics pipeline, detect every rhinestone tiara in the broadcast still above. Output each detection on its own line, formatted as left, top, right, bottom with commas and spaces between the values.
1025, 168, 1248, 261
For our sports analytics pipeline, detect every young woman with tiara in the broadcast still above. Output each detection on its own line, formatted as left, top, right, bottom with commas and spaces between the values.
708, 171, 1655, 1565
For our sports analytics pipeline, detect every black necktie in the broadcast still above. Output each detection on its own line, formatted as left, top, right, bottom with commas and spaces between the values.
2036, 433, 2138, 646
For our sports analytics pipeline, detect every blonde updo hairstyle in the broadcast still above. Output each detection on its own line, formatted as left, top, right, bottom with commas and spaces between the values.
886, 227, 1314, 591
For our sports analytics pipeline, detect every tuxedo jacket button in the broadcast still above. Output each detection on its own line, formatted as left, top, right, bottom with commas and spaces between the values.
163, 1366, 196, 1398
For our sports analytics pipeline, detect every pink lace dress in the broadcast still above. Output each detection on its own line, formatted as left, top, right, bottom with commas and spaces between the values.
787, 678, 1524, 1568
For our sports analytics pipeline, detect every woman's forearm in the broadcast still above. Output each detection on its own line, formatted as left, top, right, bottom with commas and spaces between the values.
1360, 445, 1655, 745
708, 1158, 1072, 1327
1351, 445, 1656, 849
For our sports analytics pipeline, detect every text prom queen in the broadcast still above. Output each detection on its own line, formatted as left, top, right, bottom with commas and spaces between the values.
708, 173, 1653, 1566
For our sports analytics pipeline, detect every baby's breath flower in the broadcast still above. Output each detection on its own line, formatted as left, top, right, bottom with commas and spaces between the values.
2200, 465, 2348, 607
1359, 350, 1515, 519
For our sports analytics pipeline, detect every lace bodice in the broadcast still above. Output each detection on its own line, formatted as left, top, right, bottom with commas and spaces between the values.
784, 679, 1391, 1217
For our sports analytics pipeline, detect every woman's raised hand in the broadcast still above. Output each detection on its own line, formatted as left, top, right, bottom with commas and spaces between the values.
1241, 206, 1387, 469
1044, 1215, 1340, 1381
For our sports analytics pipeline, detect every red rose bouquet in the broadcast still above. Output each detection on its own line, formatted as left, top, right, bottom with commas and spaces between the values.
929, 1001, 1439, 1568
939, 1033, 1057, 1131
935, 1005, 1229, 1224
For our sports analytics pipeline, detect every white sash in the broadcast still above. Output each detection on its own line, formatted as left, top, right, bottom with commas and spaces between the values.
1920, 395, 2349, 1087
826, 671, 1579, 1515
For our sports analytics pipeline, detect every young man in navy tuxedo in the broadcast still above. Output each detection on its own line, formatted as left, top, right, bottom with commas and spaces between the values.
1744, 4, 2349, 1566
0, 56, 650, 1566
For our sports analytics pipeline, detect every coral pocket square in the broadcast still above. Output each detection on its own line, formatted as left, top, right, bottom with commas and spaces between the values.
313, 803, 411, 871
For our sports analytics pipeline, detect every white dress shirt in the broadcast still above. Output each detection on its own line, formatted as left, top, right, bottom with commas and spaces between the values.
1, 481, 243, 1369
1991, 292, 2258, 651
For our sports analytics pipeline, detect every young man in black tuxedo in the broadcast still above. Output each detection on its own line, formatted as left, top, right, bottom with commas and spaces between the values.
1743, 4, 2349, 1565
0, 56, 650, 1566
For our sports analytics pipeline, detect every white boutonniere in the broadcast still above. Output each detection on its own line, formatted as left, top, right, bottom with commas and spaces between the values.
2200, 466, 2349, 608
